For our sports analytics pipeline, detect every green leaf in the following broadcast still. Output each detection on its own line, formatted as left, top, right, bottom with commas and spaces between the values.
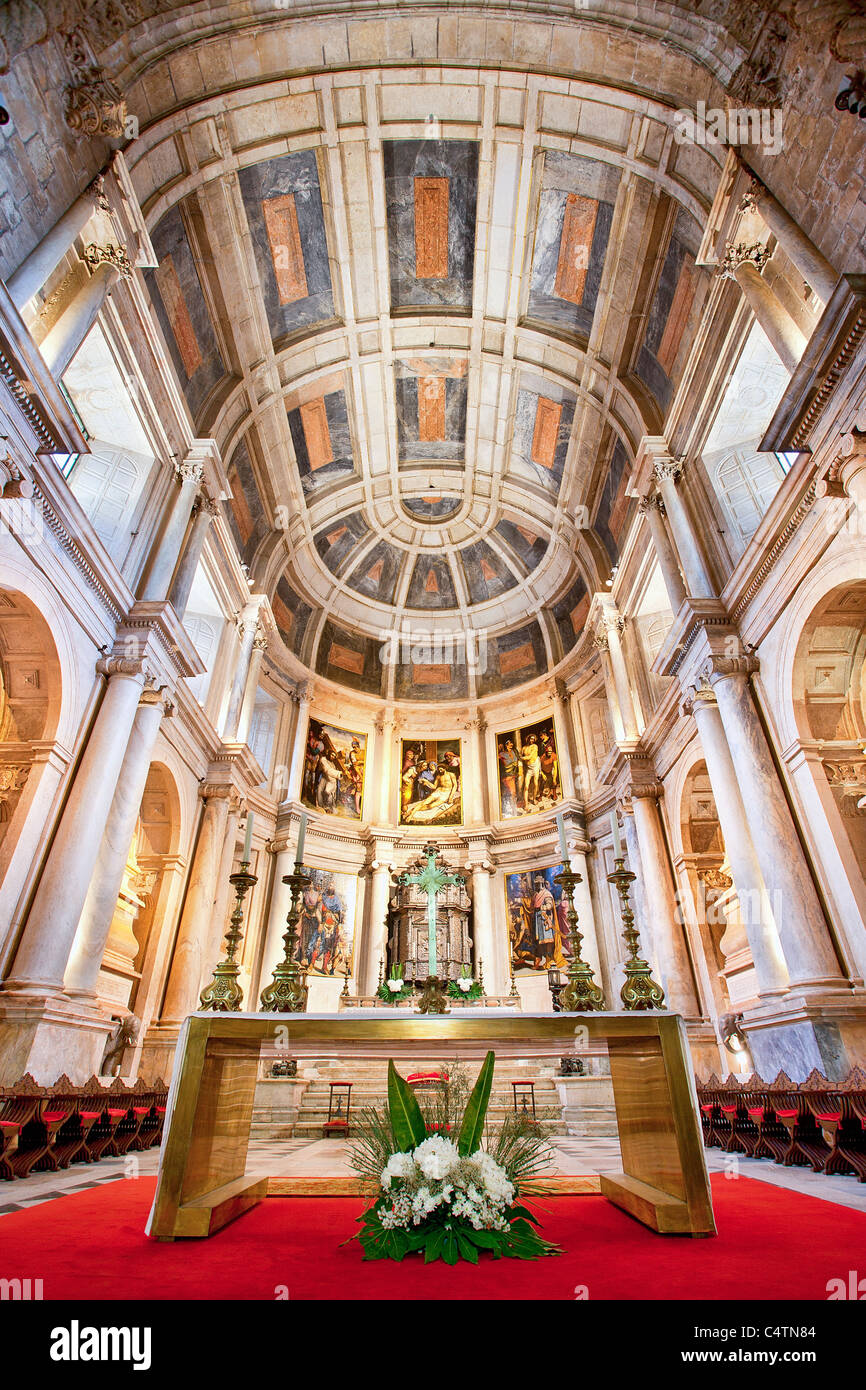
461, 1227, 499, 1250
387, 1060, 428, 1150
456, 1049, 496, 1156
424, 1228, 446, 1264
441, 1226, 459, 1266
456, 1231, 479, 1264
509, 1204, 541, 1226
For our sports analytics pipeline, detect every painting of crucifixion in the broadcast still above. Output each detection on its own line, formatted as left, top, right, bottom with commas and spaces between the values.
399, 737, 463, 827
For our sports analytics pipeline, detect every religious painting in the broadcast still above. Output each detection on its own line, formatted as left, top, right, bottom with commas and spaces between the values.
295, 868, 357, 977
496, 716, 561, 818
399, 737, 462, 827
505, 865, 572, 973
302, 717, 367, 821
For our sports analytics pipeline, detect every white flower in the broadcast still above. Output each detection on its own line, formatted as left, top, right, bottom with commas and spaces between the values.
386, 979, 404, 993
458, 979, 472, 992
381, 1151, 416, 1189
413, 1135, 459, 1181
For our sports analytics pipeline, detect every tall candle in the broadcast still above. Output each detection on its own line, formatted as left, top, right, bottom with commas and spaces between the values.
295, 812, 307, 864
610, 809, 622, 859
556, 811, 568, 861
242, 811, 254, 863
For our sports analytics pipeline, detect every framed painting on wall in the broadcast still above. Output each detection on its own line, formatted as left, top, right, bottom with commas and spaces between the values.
294, 868, 357, 977
399, 737, 463, 827
302, 717, 366, 821
496, 715, 561, 818
504, 864, 572, 972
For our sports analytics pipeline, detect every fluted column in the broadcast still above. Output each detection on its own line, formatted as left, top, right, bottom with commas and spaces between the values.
651, 457, 716, 600
704, 657, 844, 990
4, 658, 148, 992
169, 496, 219, 618
629, 785, 701, 1016
160, 787, 234, 1022
222, 602, 263, 742
686, 682, 789, 997
638, 492, 687, 610
63, 685, 173, 997
139, 453, 204, 602
38, 262, 120, 377
740, 176, 838, 304
8, 176, 110, 309
721, 242, 807, 373
470, 862, 497, 993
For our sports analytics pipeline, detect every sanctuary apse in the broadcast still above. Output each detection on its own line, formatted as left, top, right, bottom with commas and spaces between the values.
0, 0, 865, 1112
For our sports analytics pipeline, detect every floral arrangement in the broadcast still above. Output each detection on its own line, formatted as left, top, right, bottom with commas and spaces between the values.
446, 964, 482, 1001
347, 1051, 562, 1263
376, 964, 413, 1003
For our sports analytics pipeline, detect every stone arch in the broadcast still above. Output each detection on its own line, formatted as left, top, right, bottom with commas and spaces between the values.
124, 759, 185, 1018
0, 586, 62, 870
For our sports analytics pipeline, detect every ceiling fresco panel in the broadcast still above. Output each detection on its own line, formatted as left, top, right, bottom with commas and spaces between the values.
477, 620, 548, 697
238, 151, 336, 341
384, 139, 478, 311
635, 207, 705, 414
146, 204, 226, 421
287, 387, 357, 498
527, 151, 620, 340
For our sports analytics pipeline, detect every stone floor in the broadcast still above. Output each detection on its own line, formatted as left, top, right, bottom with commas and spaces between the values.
1, 1137, 865, 1216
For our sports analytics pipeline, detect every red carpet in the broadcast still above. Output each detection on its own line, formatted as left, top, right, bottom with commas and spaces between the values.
1, 1174, 862, 1300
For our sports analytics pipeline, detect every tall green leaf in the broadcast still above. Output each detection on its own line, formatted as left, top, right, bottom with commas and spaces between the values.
456, 1049, 495, 1155
387, 1060, 428, 1151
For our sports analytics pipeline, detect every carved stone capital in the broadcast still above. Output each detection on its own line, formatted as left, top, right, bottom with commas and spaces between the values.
630, 780, 664, 801
86, 174, 112, 213
737, 178, 764, 216
592, 629, 609, 652
140, 684, 174, 717
652, 454, 685, 486
638, 491, 666, 516
64, 66, 127, 139
293, 680, 314, 705
175, 456, 205, 487
721, 241, 771, 280
682, 675, 718, 717
96, 655, 149, 683
702, 654, 760, 684
83, 242, 133, 279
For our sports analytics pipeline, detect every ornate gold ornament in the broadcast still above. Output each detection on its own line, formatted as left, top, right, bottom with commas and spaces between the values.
199, 861, 258, 1012
554, 862, 605, 1012
608, 857, 666, 1010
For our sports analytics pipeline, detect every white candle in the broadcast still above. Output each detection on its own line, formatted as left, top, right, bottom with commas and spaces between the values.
556, 812, 568, 861
295, 812, 307, 864
610, 809, 622, 859
242, 811, 254, 863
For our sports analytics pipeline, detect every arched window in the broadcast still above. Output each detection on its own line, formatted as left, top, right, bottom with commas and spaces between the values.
183, 614, 219, 705
248, 693, 278, 780
713, 446, 788, 553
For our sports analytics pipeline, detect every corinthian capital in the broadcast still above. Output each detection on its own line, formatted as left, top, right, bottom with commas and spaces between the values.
175, 455, 205, 487
721, 241, 771, 279
638, 492, 666, 516
652, 454, 685, 486
96, 655, 150, 682
737, 178, 764, 216
702, 654, 760, 684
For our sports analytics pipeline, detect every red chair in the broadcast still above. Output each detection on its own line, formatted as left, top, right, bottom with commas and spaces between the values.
322, 1082, 352, 1138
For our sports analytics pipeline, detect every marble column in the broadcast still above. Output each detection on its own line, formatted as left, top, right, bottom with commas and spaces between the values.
639, 493, 688, 610
236, 628, 268, 747
704, 657, 844, 990
4, 658, 147, 992
366, 859, 393, 994
722, 243, 807, 373
160, 787, 233, 1022
139, 455, 204, 602
375, 710, 395, 823
620, 799, 653, 963
200, 796, 243, 994
567, 841, 604, 986
39, 262, 120, 377
550, 681, 576, 799
286, 683, 313, 803
740, 177, 838, 304
629, 786, 701, 1016
470, 863, 497, 993
8, 177, 109, 309
63, 685, 173, 998
169, 496, 219, 618
465, 716, 488, 822
258, 845, 297, 995
597, 602, 640, 740
687, 683, 789, 996
651, 457, 716, 600
222, 604, 262, 742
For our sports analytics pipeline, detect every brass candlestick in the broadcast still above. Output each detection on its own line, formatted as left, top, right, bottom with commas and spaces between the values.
508, 960, 520, 999
607, 856, 666, 1010
340, 959, 351, 1000
199, 861, 257, 1011
554, 862, 605, 1012
259, 861, 310, 1013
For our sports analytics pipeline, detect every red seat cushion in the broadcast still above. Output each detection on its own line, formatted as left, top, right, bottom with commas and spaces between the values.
132, 1107, 151, 1115
79, 1110, 102, 1120
720, 1105, 738, 1114
775, 1109, 798, 1118
747, 1107, 765, 1119
0, 1120, 21, 1132
42, 1110, 69, 1122
700, 1103, 713, 1113
814, 1111, 842, 1123
107, 1108, 128, 1118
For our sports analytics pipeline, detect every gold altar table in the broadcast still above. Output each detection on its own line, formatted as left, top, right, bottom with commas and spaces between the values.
146, 1010, 715, 1241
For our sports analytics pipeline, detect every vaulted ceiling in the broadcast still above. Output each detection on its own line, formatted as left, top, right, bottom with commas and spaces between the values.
123, 9, 742, 700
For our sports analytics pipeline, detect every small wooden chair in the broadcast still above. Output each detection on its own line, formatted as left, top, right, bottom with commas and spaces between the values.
323, 1082, 352, 1138
512, 1081, 536, 1119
